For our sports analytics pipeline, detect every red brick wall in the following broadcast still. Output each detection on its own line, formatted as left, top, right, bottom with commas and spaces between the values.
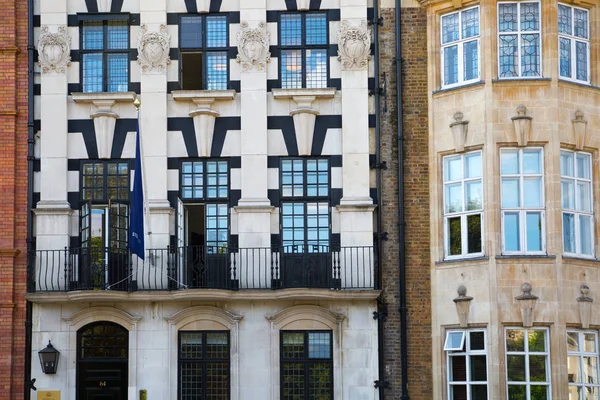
379, 6, 432, 399
0, 0, 29, 398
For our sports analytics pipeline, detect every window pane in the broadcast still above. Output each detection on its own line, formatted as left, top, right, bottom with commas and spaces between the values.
306, 14, 328, 45
470, 355, 487, 381
206, 51, 228, 90
568, 355, 581, 383
446, 183, 463, 213
450, 385, 467, 399
450, 356, 467, 381
508, 385, 526, 398
561, 151, 575, 176
521, 34, 540, 77
443, 45, 458, 85
463, 40, 478, 81
504, 212, 520, 251
499, 4, 518, 32
584, 356, 598, 384
206, 16, 227, 48
306, 49, 328, 89
281, 50, 303, 89
471, 385, 488, 400
308, 332, 330, 358
585, 333, 596, 352
563, 213, 575, 253
448, 217, 462, 256
107, 53, 128, 92
467, 214, 482, 254
107, 21, 128, 50
507, 355, 526, 381
567, 331, 579, 352
501, 178, 520, 208
577, 181, 591, 212
280, 14, 302, 46
83, 21, 103, 50
466, 181, 482, 210
470, 331, 485, 351
562, 180, 575, 209
558, 4, 572, 34
521, 3, 540, 31
576, 153, 591, 179
464, 153, 481, 178
559, 38, 571, 78
529, 355, 547, 382
576, 41, 588, 82
523, 150, 541, 174
528, 329, 547, 352
180, 16, 202, 48
461, 8, 479, 39
579, 215, 593, 255
499, 34, 518, 77
82, 53, 103, 92
523, 178, 542, 207
530, 385, 548, 400
442, 13, 459, 44
501, 150, 519, 175
526, 212, 542, 252
445, 156, 462, 181
574, 9, 588, 39
507, 329, 525, 351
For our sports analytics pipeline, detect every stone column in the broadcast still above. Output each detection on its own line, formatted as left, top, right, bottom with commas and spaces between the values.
235, 2, 273, 250
139, 4, 171, 249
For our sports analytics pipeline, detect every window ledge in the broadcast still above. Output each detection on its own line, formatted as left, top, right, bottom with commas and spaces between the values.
171, 89, 237, 102
496, 254, 556, 261
432, 80, 485, 95
435, 256, 489, 265
557, 79, 600, 91
71, 91, 137, 104
562, 255, 600, 265
491, 77, 551, 86
271, 87, 337, 100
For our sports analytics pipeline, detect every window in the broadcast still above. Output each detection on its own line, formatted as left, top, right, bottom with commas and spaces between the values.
567, 330, 600, 399
279, 13, 329, 89
81, 19, 129, 92
178, 331, 229, 400
82, 161, 130, 203
500, 148, 545, 254
181, 160, 229, 200
505, 328, 550, 400
443, 151, 483, 259
559, 4, 590, 83
179, 15, 228, 90
440, 6, 480, 88
281, 331, 333, 400
281, 159, 330, 252
445, 329, 488, 400
498, 2, 541, 78
561, 151, 594, 257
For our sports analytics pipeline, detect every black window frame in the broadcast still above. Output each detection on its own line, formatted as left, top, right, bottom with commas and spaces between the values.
178, 13, 230, 90
178, 330, 231, 400
79, 14, 131, 93
280, 330, 334, 400
180, 159, 230, 202
278, 11, 330, 89
80, 160, 131, 204
279, 158, 331, 252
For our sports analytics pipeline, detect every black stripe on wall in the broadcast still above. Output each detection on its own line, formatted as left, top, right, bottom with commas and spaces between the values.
267, 115, 342, 156
312, 115, 342, 155
267, 116, 297, 156
68, 120, 97, 159
111, 119, 137, 159
111, 0, 124, 12
267, 155, 342, 169
167, 117, 241, 158
85, 0, 98, 13
183, 0, 224, 13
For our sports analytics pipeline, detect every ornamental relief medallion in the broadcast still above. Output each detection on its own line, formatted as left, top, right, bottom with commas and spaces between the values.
137, 24, 171, 73
337, 20, 372, 71
38, 25, 71, 74
236, 21, 271, 72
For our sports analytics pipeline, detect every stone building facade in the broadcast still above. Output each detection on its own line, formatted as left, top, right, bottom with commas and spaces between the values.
421, 0, 600, 398
27, 0, 384, 399
0, 0, 29, 398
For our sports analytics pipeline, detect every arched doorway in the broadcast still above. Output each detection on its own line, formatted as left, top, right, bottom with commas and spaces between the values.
77, 322, 129, 400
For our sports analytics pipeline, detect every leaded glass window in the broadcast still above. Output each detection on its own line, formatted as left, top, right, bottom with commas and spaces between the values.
281, 331, 333, 400
445, 329, 488, 399
179, 15, 229, 90
82, 161, 129, 202
505, 328, 550, 400
440, 6, 480, 88
567, 330, 600, 399
561, 151, 594, 257
81, 20, 129, 92
498, 2, 541, 78
181, 160, 229, 200
443, 151, 483, 259
279, 13, 329, 89
558, 4, 590, 83
178, 331, 230, 400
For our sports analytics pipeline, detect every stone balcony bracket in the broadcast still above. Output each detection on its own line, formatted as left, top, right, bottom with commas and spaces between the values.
450, 111, 469, 153
577, 284, 594, 329
515, 282, 539, 328
453, 285, 473, 328
71, 92, 137, 159
272, 88, 337, 156
172, 90, 236, 157
572, 110, 588, 151
511, 104, 533, 147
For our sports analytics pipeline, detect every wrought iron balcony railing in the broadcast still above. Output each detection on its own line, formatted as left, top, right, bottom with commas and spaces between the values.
27, 245, 377, 293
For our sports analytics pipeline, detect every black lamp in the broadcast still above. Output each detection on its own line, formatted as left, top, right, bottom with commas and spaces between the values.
38, 341, 60, 374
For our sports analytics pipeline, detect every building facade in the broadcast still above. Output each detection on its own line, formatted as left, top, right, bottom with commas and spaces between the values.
422, 0, 600, 398
27, 0, 384, 399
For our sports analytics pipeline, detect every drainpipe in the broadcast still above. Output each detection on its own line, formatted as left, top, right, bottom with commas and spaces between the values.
24, 0, 35, 397
395, 0, 409, 399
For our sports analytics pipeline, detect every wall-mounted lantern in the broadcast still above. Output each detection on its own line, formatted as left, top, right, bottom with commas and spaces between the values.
38, 341, 60, 374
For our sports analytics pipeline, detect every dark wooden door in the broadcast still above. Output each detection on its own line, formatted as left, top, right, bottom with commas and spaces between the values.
78, 362, 127, 400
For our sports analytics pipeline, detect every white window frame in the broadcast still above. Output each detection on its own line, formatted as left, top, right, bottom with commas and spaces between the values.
500, 148, 546, 255
561, 150, 595, 259
443, 151, 485, 260
497, 2, 542, 79
440, 6, 481, 89
505, 327, 551, 400
444, 330, 467, 351
558, 4, 590, 84
567, 330, 600, 398
445, 329, 489, 400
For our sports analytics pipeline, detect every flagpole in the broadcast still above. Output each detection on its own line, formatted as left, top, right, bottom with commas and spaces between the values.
134, 97, 153, 254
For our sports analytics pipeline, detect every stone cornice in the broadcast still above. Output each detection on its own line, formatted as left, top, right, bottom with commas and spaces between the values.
0, 249, 21, 258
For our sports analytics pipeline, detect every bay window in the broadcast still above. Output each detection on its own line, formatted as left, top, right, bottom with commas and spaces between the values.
558, 4, 590, 83
440, 6, 480, 88
498, 2, 541, 78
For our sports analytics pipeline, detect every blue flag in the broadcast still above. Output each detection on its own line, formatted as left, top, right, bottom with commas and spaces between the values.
129, 121, 145, 260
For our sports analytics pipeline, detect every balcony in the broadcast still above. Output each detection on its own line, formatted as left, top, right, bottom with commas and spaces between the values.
27, 245, 377, 296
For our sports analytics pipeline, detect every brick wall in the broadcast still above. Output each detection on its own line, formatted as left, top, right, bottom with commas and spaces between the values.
379, 6, 432, 399
0, 0, 29, 398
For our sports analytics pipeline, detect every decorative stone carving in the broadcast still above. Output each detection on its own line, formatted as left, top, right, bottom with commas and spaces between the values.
454, 285, 473, 328
38, 25, 71, 74
511, 104, 533, 147
296, 0, 310, 10
572, 110, 588, 151
577, 284, 593, 329
515, 282, 538, 328
137, 24, 171, 73
450, 111, 469, 153
337, 20, 371, 71
236, 21, 271, 72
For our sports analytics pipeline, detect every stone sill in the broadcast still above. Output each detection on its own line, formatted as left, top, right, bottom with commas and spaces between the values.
557, 79, 600, 92
172, 89, 236, 102
435, 256, 489, 266
432, 80, 485, 96
25, 288, 381, 304
562, 255, 600, 267
71, 91, 137, 103
495, 254, 556, 264
272, 87, 337, 100
491, 77, 552, 87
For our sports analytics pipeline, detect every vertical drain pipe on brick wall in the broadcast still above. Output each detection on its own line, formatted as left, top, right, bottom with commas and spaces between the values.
395, 0, 409, 399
